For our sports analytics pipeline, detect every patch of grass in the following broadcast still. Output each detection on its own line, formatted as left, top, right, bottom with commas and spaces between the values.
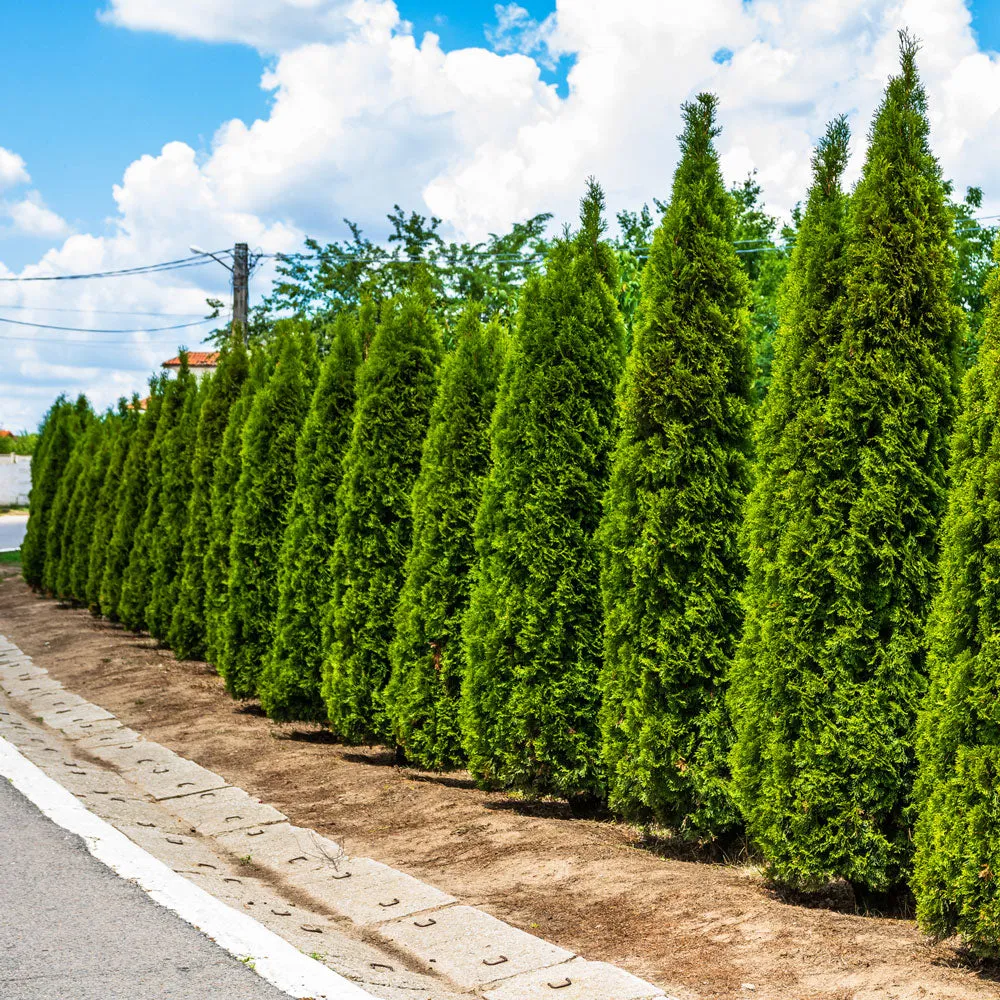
0, 549, 21, 565
0, 506, 29, 516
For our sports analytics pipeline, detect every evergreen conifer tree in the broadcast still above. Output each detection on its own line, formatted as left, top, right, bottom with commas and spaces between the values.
87, 397, 140, 613
170, 341, 250, 660
729, 119, 852, 853
22, 395, 88, 588
322, 292, 443, 743
147, 373, 202, 640
384, 308, 505, 767
730, 36, 960, 893
461, 180, 626, 800
220, 326, 316, 697
42, 401, 94, 594
67, 406, 119, 602
120, 360, 193, 632
911, 242, 1000, 954
259, 312, 362, 721
203, 350, 268, 666
598, 94, 752, 837
101, 379, 166, 622
54, 413, 107, 599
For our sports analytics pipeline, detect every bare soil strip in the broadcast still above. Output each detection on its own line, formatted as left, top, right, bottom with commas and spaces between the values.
1, 564, 996, 1000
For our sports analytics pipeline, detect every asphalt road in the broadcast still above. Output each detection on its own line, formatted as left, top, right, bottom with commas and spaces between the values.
0, 513, 28, 552
0, 777, 291, 1000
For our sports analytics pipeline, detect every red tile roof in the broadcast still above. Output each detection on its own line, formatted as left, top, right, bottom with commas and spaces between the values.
0, 430, 13, 438
162, 351, 220, 369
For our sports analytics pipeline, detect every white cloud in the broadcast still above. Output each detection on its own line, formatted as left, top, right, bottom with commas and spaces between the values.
5, 0, 1000, 431
5, 192, 71, 239
99, 0, 356, 51
0, 147, 30, 190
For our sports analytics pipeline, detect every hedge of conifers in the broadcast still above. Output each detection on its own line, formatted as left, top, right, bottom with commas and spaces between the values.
20, 38, 1000, 954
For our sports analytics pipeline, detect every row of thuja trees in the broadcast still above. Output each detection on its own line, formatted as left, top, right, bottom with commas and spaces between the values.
20, 35, 1000, 953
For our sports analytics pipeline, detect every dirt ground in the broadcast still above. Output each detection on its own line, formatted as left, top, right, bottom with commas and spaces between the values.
1, 564, 996, 1000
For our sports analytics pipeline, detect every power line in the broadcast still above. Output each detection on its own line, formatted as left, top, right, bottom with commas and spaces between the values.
0, 315, 217, 334
0, 333, 214, 347
0, 252, 228, 283
0, 304, 209, 318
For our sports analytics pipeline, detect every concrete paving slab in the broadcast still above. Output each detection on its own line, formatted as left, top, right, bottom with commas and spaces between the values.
85, 737, 180, 771
1, 674, 62, 698
74, 725, 142, 748
60, 717, 127, 740
482, 958, 666, 1000
17, 687, 83, 711
38, 761, 138, 798
127, 755, 229, 800
41, 701, 116, 729
166, 785, 287, 837
77, 790, 187, 831
217, 822, 342, 877
0, 664, 48, 685
117, 823, 236, 875
287, 857, 456, 926
381, 904, 573, 988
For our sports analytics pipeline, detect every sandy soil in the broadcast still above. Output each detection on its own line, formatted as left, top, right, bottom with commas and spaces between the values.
1, 563, 996, 1000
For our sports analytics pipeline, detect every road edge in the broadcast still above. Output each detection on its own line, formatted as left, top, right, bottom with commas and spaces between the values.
0, 735, 376, 1000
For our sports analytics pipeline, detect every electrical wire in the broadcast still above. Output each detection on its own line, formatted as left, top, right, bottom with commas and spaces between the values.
0, 252, 228, 283
0, 315, 217, 334
0, 304, 210, 318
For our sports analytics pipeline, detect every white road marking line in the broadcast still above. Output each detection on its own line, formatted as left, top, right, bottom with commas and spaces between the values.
0, 736, 375, 1000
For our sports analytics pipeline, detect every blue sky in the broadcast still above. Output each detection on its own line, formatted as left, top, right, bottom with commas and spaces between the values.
0, 2, 560, 271
3, 1, 1000, 430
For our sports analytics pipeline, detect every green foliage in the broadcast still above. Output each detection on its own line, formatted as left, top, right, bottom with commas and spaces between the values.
102, 379, 165, 624
259, 209, 552, 345
67, 406, 120, 602
203, 351, 267, 666
730, 171, 791, 402
729, 117, 853, 874
598, 94, 752, 838
42, 400, 94, 594
120, 361, 193, 632
949, 184, 999, 367
259, 312, 362, 721
220, 325, 317, 697
732, 37, 961, 894
147, 371, 203, 640
384, 307, 506, 768
461, 179, 626, 800
55, 413, 108, 599
22, 395, 88, 588
87, 398, 140, 613
912, 242, 1000, 954
170, 341, 250, 660
322, 292, 443, 743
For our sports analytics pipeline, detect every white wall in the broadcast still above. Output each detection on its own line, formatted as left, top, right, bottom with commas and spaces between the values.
0, 454, 31, 506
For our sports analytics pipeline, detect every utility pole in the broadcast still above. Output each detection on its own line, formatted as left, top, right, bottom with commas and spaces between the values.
232, 242, 249, 346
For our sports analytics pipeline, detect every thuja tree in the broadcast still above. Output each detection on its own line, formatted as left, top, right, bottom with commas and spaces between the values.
120, 360, 193, 632
259, 312, 362, 721
728, 119, 852, 857
322, 291, 442, 743
102, 378, 166, 623
22, 395, 89, 587
461, 180, 626, 800
598, 94, 752, 838
170, 340, 250, 660
911, 243, 1000, 954
147, 373, 203, 641
67, 405, 120, 602
87, 397, 140, 613
42, 401, 94, 594
736, 36, 960, 894
203, 349, 268, 666
384, 308, 506, 768
220, 325, 316, 697
54, 412, 108, 600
